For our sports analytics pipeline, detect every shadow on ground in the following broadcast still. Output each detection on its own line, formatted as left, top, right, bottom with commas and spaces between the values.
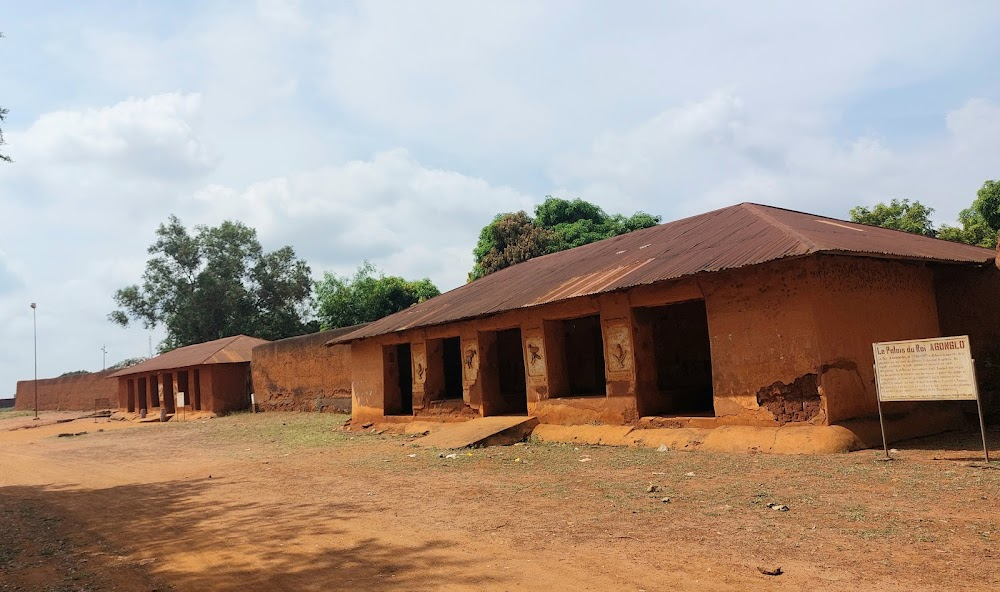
1, 477, 493, 591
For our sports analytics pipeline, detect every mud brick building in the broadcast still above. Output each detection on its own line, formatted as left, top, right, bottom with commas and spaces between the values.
328, 203, 1000, 432
111, 335, 267, 416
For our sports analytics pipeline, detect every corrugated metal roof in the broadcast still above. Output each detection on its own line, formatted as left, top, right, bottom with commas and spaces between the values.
109, 335, 269, 378
328, 203, 996, 345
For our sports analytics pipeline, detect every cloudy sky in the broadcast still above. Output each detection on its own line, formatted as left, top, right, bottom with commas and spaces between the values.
2, 0, 999, 394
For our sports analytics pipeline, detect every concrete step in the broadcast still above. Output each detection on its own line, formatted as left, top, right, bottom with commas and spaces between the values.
412, 416, 539, 449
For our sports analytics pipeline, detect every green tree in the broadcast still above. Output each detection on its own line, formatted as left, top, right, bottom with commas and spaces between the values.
469, 197, 661, 280
932, 180, 1000, 248
848, 199, 937, 237
469, 211, 556, 281
315, 261, 441, 330
109, 215, 315, 351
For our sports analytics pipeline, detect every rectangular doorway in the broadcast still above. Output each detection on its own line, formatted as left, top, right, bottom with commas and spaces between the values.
480, 328, 528, 416
149, 375, 160, 408
162, 373, 175, 413
193, 369, 202, 410
383, 343, 413, 415
442, 337, 464, 399
177, 371, 189, 408
137, 377, 148, 411
547, 314, 606, 398
126, 379, 136, 412
638, 300, 714, 416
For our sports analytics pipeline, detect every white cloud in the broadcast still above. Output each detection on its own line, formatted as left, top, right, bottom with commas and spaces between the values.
552, 92, 1000, 223
18, 93, 216, 177
185, 148, 533, 288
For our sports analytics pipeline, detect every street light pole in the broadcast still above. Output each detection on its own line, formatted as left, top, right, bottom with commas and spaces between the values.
101, 344, 107, 370
31, 302, 37, 420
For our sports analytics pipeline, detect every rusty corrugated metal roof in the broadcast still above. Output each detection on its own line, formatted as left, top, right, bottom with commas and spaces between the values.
109, 335, 269, 378
328, 203, 996, 345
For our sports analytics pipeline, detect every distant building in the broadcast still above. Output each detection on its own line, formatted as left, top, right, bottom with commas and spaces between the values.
110, 335, 268, 416
327, 203, 999, 434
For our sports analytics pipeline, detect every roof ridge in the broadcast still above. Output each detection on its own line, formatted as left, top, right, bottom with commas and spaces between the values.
199, 334, 242, 365
741, 203, 819, 252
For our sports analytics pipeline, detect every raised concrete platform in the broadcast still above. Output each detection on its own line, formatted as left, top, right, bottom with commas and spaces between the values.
412, 416, 539, 449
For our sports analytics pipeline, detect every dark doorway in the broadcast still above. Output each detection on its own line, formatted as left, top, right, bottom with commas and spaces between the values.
442, 337, 464, 399
495, 328, 528, 414
384, 344, 413, 415
137, 377, 148, 411
640, 300, 714, 415
556, 315, 606, 397
149, 375, 159, 408
177, 371, 190, 409
162, 373, 176, 414
193, 369, 202, 411
126, 379, 136, 412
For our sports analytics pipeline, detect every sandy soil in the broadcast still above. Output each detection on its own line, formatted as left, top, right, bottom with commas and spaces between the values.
0, 410, 997, 591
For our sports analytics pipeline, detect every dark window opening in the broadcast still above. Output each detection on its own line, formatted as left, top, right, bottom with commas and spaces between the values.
639, 300, 714, 416
442, 337, 464, 399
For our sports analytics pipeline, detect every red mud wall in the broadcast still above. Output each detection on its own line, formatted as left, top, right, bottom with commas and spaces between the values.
251, 327, 359, 412
206, 364, 251, 415
935, 263, 1000, 415
812, 257, 941, 424
15, 370, 117, 411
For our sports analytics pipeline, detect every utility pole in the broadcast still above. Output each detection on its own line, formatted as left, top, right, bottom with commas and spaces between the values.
30, 302, 37, 420
101, 344, 107, 370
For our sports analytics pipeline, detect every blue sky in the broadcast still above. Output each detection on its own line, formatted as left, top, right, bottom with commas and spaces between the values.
2, 0, 1000, 394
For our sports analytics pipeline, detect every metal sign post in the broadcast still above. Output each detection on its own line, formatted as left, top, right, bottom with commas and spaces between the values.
971, 365, 990, 464
872, 335, 990, 463
873, 363, 891, 459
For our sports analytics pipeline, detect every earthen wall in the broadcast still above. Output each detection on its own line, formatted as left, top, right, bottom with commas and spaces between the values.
251, 328, 357, 412
15, 370, 117, 411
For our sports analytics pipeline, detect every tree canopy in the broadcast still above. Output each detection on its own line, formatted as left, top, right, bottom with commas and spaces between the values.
848, 199, 937, 237
469, 197, 661, 281
850, 181, 1000, 249
315, 261, 440, 330
938, 180, 1000, 248
110, 215, 315, 351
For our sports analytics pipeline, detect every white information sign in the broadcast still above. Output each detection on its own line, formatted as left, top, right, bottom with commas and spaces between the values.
176, 391, 186, 408
872, 336, 977, 402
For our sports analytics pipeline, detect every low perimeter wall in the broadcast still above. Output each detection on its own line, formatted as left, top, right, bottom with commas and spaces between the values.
251, 325, 364, 413
15, 370, 118, 411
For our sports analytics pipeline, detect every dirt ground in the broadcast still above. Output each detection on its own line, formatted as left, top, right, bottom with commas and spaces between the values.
0, 410, 998, 591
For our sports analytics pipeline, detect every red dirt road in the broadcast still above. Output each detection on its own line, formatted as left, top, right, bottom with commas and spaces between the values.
1, 411, 998, 591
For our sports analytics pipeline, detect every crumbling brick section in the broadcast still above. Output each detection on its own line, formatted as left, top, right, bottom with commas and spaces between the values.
756, 374, 822, 425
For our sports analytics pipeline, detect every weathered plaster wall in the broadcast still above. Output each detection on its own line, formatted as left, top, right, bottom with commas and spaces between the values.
935, 262, 1000, 415
699, 258, 824, 425
16, 370, 117, 411
813, 257, 941, 424
251, 329, 355, 412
